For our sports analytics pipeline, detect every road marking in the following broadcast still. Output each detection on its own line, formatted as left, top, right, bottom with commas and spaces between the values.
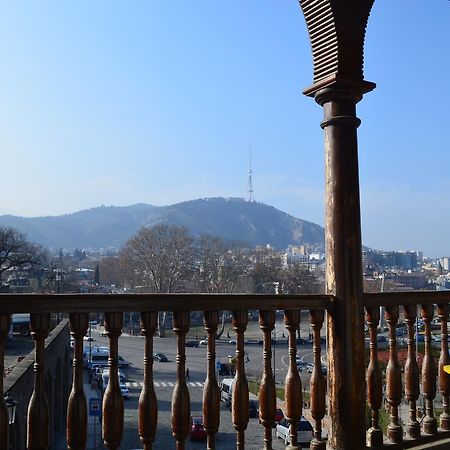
195, 382, 203, 386
154, 382, 160, 387
126, 381, 205, 388
161, 382, 167, 387
168, 382, 174, 387
188, 382, 196, 387
133, 382, 138, 387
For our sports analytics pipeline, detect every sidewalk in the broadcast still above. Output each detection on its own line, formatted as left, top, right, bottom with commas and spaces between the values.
85, 375, 104, 450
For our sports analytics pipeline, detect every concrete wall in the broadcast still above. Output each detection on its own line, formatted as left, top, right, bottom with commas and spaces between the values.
4, 319, 71, 450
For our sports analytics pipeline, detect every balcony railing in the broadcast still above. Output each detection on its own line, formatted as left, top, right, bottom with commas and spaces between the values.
1, 291, 450, 449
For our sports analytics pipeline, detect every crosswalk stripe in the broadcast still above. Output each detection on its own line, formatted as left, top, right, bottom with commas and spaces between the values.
195, 382, 203, 387
168, 382, 174, 387
188, 382, 196, 387
125, 381, 204, 388
154, 382, 160, 387
161, 382, 167, 387
133, 382, 138, 387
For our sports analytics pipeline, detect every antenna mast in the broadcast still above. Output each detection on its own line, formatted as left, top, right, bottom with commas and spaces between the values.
247, 148, 254, 202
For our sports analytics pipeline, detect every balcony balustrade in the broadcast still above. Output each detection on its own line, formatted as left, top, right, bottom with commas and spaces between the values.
1, 291, 450, 449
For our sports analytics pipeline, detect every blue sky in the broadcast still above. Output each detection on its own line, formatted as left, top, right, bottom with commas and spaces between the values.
0, 1, 449, 257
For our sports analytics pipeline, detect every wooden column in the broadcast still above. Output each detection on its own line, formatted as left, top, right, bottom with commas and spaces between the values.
284, 310, 302, 450
0, 314, 10, 450
421, 304, 437, 435
139, 312, 158, 450
309, 310, 326, 450
203, 311, 220, 449
171, 311, 190, 450
366, 306, 383, 447
385, 306, 402, 443
404, 305, 420, 439
102, 312, 124, 450
232, 310, 249, 450
307, 83, 373, 449
437, 304, 450, 430
27, 313, 51, 450
67, 313, 89, 450
259, 310, 276, 450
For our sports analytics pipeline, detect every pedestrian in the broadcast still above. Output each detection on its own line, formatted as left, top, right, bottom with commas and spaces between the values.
185, 367, 190, 381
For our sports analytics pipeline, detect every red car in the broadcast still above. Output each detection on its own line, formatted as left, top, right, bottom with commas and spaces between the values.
189, 416, 207, 441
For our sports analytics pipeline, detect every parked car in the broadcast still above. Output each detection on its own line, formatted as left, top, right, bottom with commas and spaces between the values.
83, 335, 95, 342
199, 339, 208, 345
275, 408, 284, 424
186, 340, 199, 347
153, 352, 168, 362
276, 417, 313, 445
120, 383, 130, 399
118, 356, 130, 367
189, 416, 207, 441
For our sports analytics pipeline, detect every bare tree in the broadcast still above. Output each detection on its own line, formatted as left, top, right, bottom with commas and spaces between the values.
121, 224, 195, 336
196, 235, 250, 337
250, 247, 283, 293
280, 261, 321, 294
0, 227, 45, 282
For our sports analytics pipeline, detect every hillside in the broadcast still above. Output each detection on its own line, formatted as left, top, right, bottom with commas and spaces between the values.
0, 198, 324, 251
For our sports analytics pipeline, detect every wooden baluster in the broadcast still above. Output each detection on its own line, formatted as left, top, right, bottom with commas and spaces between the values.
385, 306, 402, 443
203, 311, 220, 449
403, 305, 420, 439
284, 310, 302, 449
232, 310, 249, 450
366, 306, 383, 447
171, 311, 190, 450
0, 314, 11, 450
27, 313, 51, 450
258, 310, 276, 450
438, 304, 450, 430
310, 310, 326, 450
421, 304, 437, 434
139, 312, 158, 450
67, 313, 89, 450
102, 312, 124, 450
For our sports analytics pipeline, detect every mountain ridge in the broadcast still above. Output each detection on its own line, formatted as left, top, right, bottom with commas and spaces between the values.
0, 198, 325, 251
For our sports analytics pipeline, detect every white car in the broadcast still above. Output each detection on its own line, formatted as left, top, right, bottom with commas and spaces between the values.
275, 417, 313, 446
120, 384, 130, 399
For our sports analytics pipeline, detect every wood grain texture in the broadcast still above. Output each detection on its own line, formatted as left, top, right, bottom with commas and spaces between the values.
404, 304, 420, 439
171, 311, 190, 450
232, 310, 249, 450
421, 304, 437, 435
67, 313, 89, 450
202, 311, 220, 450
258, 310, 276, 450
309, 309, 326, 450
139, 312, 158, 450
385, 306, 403, 443
284, 310, 302, 448
102, 312, 124, 450
27, 313, 51, 450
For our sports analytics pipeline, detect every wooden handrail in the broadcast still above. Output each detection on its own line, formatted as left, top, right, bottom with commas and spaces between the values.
0, 293, 334, 313
365, 291, 450, 308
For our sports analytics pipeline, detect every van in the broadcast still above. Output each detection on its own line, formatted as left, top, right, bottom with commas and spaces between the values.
219, 378, 234, 407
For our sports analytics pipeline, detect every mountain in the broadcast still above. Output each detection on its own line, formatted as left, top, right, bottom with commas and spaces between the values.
0, 198, 324, 251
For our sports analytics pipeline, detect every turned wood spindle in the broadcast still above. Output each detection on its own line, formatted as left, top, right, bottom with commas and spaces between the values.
284, 310, 302, 449
366, 307, 383, 447
421, 304, 437, 435
27, 313, 51, 450
67, 313, 89, 450
232, 310, 249, 450
385, 306, 403, 443
310, 310, 326, 450
171, 311, 190, 450
203, 311, 220, 450
102, 312, 124, 450
258, 310, 276, 450
0, 314, 11, 450
403, 305, 420, 439
438, 304, 450, 430
139, 312, 158, 450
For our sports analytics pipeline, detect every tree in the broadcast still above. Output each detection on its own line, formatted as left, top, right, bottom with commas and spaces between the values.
251, 247, 283, 293
280, 262, 321, 294
0, 227, 45, 282
121, 224, 195, 336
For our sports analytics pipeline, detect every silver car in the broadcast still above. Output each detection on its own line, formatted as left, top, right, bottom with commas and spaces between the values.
276, 417, 313, 446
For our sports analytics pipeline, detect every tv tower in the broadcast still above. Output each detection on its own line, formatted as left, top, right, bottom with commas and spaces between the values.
247, 148, 254, 202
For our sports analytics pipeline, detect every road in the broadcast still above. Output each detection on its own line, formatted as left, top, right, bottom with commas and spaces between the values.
87, 329, 321, 449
